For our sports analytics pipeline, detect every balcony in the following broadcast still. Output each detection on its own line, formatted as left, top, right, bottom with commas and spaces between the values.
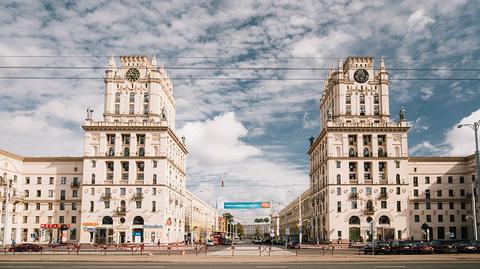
101, 193, 112, 201
349, 193, 358, 200
132, 193, 143, 201
114, 207, 127, 216
106, 173, 114, 181
71, 181, 80, 188
378, 193, 388, 200
364, 208, 375, 215
122, 172, 129, 181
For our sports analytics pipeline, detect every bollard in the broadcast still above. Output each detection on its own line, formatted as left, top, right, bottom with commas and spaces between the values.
167, 246, 171, 256
140, 243, 144, 256
195, 246, 198, 256
295, 248, 298, 256
204, 245, 207, 256
258, 246, 261, 256
268, 246, 271, 256
332, 245, 334, 256
231, 246, 235, 256
322, 246, 325, 256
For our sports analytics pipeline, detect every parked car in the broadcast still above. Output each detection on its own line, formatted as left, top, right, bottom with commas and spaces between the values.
349, 241, 367, 249
457, 241, 480, 253
9, 243, 43, 252
363, 242, 391, 255
206, 239, 216, 246
252, 238, 263, 244
430, 240, 458, 253
287, 242, 300, 249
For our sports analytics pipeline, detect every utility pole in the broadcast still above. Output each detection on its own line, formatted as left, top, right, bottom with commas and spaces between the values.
190, 197, 193, 246
298, 195, 302, 247
1, 173, 10, 247
458, 121, 480, 241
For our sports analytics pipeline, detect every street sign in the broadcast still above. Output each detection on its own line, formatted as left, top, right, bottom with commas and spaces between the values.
285, 227, 290, 236
223, 202, 270, 209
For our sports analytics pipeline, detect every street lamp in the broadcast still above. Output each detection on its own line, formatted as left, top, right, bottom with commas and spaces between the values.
458, 121, 480, 241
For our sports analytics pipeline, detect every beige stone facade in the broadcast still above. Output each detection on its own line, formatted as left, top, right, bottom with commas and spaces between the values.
0, 55, 217, 245
278, 57, 478, 243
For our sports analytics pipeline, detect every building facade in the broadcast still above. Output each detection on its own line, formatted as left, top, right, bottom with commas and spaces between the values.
0, 55, 217, 245
185, 190, 217, 243
243, 223, 271, 239
278, 56, 478, 243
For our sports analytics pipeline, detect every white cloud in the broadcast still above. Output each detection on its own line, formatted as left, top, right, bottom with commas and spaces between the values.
409, 141, 439, 155
444, 108, 480, 156
302, 112, 314, 129
406, 10, 435, 34
420, 88, 434, 100
409, 116, 429, 132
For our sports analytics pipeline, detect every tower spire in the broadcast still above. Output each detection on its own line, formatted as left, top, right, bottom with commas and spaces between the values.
107, 55, 116, 69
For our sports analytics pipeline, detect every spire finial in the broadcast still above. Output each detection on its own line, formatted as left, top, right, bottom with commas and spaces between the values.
151, 53, 157, 68
380, 57, 385, 71
108, 55, 116, 69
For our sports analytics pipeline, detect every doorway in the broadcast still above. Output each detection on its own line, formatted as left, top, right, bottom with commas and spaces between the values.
119, 232, 126, 243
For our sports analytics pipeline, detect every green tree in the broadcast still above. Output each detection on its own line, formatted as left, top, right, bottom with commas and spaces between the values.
255, 227, 261, 238
263, 217, 269, 223
236, 223, 244, 238
223, 212, 234, 222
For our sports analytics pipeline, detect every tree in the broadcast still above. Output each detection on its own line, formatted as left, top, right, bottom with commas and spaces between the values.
263, 217, 269, 223
236, 223, 244, 239
255, 227, 261, 238
223, 212, 234, 222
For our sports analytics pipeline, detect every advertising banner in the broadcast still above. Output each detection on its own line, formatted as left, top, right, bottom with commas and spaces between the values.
223, 202, 270, 209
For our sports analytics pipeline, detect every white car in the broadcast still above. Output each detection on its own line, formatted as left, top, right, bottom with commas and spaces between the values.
206, 239, 215, 246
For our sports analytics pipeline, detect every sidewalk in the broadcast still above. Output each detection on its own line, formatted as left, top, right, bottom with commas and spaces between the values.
0, 253, 479, 263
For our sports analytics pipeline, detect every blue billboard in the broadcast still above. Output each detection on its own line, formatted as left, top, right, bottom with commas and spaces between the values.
223, 202, 270, 209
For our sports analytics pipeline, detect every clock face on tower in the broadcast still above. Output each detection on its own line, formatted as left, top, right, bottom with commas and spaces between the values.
354, 69, 369, 83
126, 68, 140, 82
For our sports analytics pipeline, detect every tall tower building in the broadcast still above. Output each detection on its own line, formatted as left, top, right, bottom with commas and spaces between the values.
308, 57, 410, 242
80, 55, 188, 244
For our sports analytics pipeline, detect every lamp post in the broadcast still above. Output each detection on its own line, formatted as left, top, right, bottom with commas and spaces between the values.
458, 121, 480, 241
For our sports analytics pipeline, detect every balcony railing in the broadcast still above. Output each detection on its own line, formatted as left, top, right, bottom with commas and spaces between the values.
132, 193, 143, 201
101, 193, 112, 200
349, 193, 358, 200
364, 208, 375, 215
114, 207, 127, 216
106, 173, 114, 181
378, 193, 388, 200
122, 172, 129, 180
71, 181, 80, 188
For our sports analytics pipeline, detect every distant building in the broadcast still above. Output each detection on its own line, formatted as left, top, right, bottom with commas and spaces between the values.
278, 56, 478, 243
243, 223, 271, 239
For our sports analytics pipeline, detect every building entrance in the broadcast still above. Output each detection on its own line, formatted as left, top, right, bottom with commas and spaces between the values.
119, 231, 126, 243
95, 228, 114, 244
132, 229, 144, 243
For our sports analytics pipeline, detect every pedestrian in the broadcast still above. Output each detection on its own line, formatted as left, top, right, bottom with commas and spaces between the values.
157, 239, 160, 247
11, 239, 16, 247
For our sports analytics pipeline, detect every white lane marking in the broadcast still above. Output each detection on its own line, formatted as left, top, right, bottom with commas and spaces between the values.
375, 267, 406, 268
255, 266, 287, 269
72, 267, 164, 269
0, 267, 41, 268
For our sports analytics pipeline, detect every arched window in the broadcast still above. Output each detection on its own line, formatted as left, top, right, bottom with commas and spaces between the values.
144, 93, 149, 102
336, 174, 341, 184
396, 174, 401, 184
378, 148, 384, 157
346, 94, 351, 104
108, 147, 115, 156
115, 92, 120, 102
379, 215, 390, 225
349, 216, 360, 225
124, 147, 130, 157
120, 200, 126, 209
102, 216, 113, 225
129, 93, 135, 103
133, 216, 144, 225
153, 174, 157, 184
373, 94, 379, 104
363, 148, 370, 157
360, 94, 365, 104
349, 148, 355, 157
366, 200, 373, 210
138, 147, 145, 157
366, 216, 373, 223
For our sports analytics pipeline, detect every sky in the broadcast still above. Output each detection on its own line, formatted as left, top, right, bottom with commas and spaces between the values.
0, 0, 479, 223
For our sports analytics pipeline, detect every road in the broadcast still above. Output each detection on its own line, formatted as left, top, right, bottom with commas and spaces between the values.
0, 261, 479, 269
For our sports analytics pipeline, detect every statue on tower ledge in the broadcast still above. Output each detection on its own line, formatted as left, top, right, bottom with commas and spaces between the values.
399, 107, 407, 121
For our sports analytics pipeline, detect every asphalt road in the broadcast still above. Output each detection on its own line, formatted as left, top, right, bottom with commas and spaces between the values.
0, 262, 479, 269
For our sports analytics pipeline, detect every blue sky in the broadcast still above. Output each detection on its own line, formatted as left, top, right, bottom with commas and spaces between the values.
0, 0, 479, 223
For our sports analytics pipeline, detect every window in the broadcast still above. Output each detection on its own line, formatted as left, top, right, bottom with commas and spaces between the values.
60, 190, 66, 200
426, 215, 431, 222
104, 201, 110, 209
373, 94, 379, 104
36, 190, 41, 197
25, 177, 30, 184
153, 161, 158, 168
396, 187, 400, 195
414, 215, 420, 222
337, 201, 341, 212
450, 215, 455, 222
346, 94, 351, 104
381, 201, 387, 209
71, 216, 77, 224
366, 187, 372, 195
359, 94, 365, 104
425, 189, 431, 199
413, 177, 418, 187
153, 174, 157, 184
337, 174, 341, 184
91, 173, 96, 184
129, 93, 135, 102
129, 104, 134, 114
24, 203, 29, 210
426, 202, 431, 210
36, 203, 40, 210
461, 202, 466, 209
48, 203, 53, 210
436, 177, 442, 184
425, 177, 430, 184
152, 188, 156, 195
448, 189, 454, 197
395, 161, 400, 168
437, 202, 443, 210
115, 104, 120, 114
337, 187, 341, 195
397, 201, 401, 212
24, 190, 29, 197
461, 215, 466, 222
115, 92, 120, 102
90, 201, 94, 212
460, 176, 464, 183
449, 202, 454, 210
59, 216, 64, 223
23, 216, 27, 223
60, 203, 65, 210
49, 177, 54, 184
72, 190, 78, 198
414, 189, 419, 197
35, 216, 40, 224
438, 215, 444, 222
460, 189, 465, 197
437, 190, 442, 197
36, 177, 42, 184
48, 190, 53, 197
61, 177, 67, 184
92, 160, 96, 168
414, 202, 419, 210
143, 104, 149, 114
448, 176, 453, 184
351, 200, 358, 209
152, 201, 156, 212
72, 203, 77, 210
120, 188, 126, 196
136, 201, 142, 209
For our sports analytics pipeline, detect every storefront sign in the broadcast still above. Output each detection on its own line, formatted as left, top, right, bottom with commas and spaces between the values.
223, 202, 271, 209
144, 224, 163, 229
82, 222, 98, 226
40, 224, 59, 229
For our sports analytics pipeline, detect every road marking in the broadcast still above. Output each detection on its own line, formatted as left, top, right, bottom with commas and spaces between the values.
255, 266, 287, 269
72, 267, 164, 269
375, 267, 406, 268
0, 267, 41, 268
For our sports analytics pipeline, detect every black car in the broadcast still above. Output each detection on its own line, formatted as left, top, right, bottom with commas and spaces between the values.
430, 240, 458, 253
287, 242, 300, 249
457, 241, 480, 253
9, 243, 43, 252
363, 242, 391, 255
